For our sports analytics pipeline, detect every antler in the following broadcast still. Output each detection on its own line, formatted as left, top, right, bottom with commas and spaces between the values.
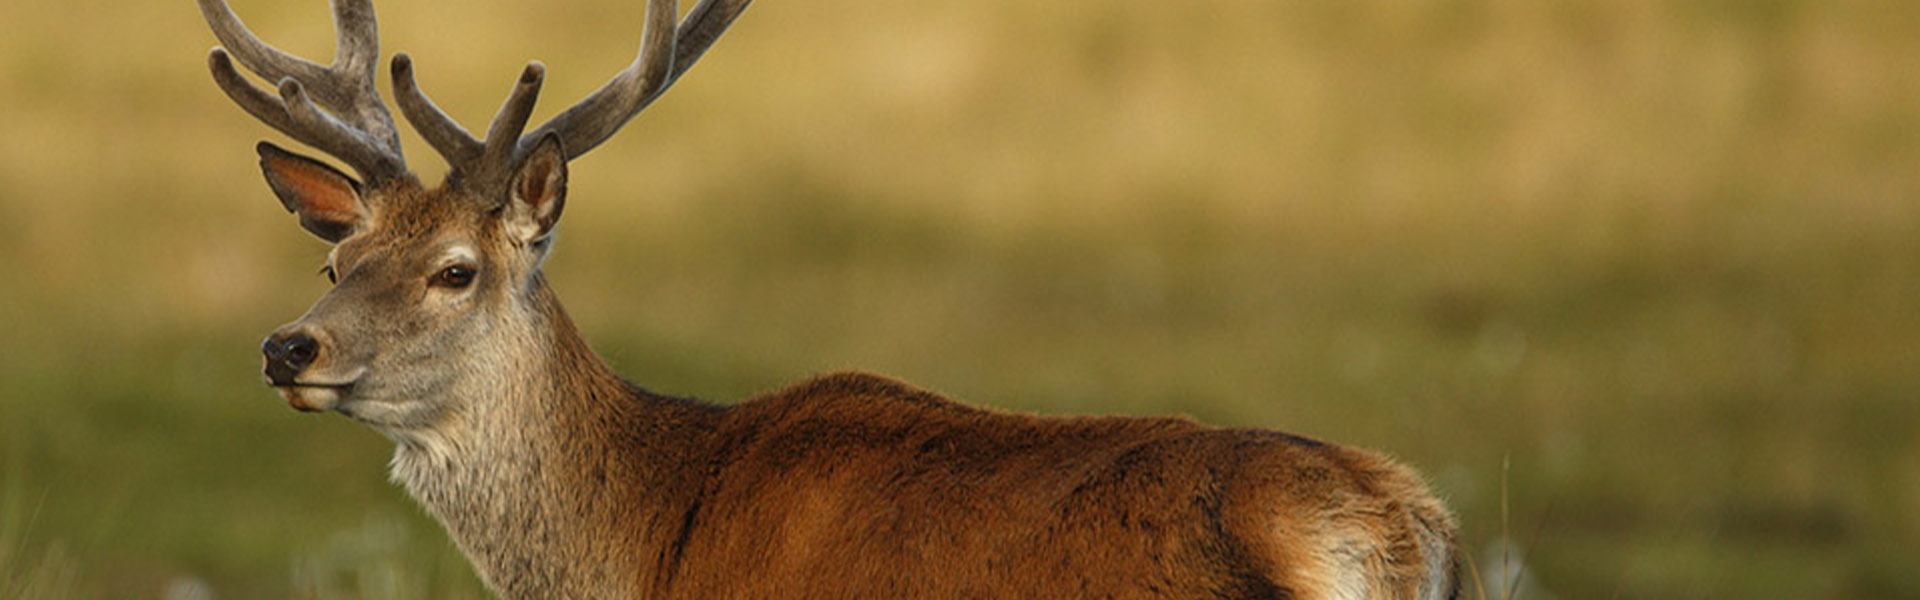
200, 0, 410, 186
395, 0, 753, 190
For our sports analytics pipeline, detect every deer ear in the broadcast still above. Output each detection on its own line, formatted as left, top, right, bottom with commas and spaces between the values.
506, 133, 567, 245
257, 142, 366, 243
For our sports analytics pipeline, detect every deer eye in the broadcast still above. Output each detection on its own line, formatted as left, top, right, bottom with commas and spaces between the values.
320, 265, 337, 284
432, 265, 477, 289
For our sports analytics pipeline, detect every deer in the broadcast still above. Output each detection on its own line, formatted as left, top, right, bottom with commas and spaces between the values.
199, 0, 1459, 598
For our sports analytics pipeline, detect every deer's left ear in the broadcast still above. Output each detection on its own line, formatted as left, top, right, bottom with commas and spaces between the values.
506, 133, 567, 246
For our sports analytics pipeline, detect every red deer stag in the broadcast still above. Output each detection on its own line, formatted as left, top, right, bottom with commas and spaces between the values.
200, 0, 1459, 597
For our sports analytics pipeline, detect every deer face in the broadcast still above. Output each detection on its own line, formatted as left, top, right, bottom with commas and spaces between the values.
259, 137, 566, 429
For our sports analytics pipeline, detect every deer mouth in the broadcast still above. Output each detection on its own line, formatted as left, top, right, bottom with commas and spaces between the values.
272, 378, 360, 413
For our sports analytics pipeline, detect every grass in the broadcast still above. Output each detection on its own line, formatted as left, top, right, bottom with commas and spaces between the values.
2, 0, 1918, 597
1, 463, 79, 599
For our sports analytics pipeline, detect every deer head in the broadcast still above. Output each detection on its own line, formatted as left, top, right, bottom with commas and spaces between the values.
202, 0, 749, 428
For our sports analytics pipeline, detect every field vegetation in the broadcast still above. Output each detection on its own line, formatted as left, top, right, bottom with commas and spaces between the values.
2, 0, 1916, 597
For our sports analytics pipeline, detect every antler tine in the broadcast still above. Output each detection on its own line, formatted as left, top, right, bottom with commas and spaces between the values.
208, 49, 299, 132
278, 78, 409, 179
515, 0, 753, 163
330, 0, 380, 74
515, 0, 677, 163
197, 0, 328, 92
392, 53, 484, 169
199, 0, 409, 185
479, 64, 548, 180
670, 0, 754, 81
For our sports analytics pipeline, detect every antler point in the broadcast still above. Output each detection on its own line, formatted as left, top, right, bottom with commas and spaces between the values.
276, 78, 307, 100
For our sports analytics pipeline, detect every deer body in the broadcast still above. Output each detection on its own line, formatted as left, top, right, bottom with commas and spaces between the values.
200, 1, 1458, 598
398, 277, 1456, 598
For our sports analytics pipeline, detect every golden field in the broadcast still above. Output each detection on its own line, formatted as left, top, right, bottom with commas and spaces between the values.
1, 0, 1917, 597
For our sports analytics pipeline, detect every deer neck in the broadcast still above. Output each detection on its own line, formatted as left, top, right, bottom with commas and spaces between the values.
386, 277, 717, 597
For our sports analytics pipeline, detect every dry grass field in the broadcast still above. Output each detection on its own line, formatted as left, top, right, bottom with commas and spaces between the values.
2, 0, 1917, 597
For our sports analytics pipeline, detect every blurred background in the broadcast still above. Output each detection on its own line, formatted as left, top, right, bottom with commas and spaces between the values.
2, 0, 1916, 597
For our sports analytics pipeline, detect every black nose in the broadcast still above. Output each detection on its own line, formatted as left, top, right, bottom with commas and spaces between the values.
262, 331, 320, 386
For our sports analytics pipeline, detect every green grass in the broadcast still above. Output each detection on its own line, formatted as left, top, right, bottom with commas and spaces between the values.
2, 459, 80, 599
2, 0, 1918, 597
